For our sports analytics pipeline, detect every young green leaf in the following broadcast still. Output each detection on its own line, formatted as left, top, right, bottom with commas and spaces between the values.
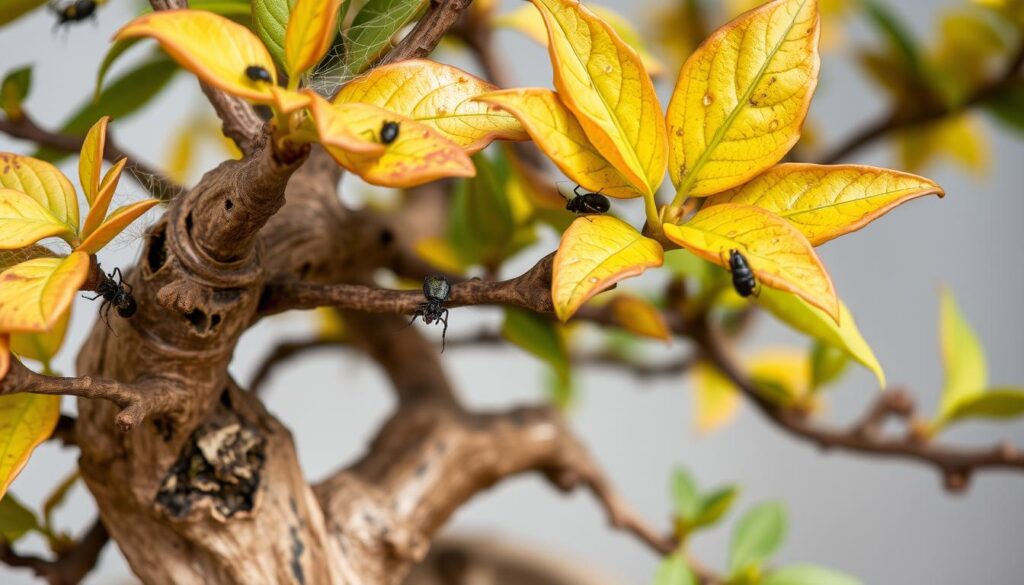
761, 564, 862, 585
937, 287, 987, 422
654, 554, 697, 585
340, 0, 428, 79
253, 0, 296, 70
0, 492, 41, 543
941, 389, 1024, 425
730, 501, 788, 574
449, 152, 516, 267
502, 308, 571, 396
671, 467, 701, 519
810, 341, 850, 390
0, 65, 31, 119
694, 485, 740, 529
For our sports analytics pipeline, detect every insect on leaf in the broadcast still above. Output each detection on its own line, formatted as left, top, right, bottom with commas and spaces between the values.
475, 89, 638, 198
0, 153, 79, 233
76, 199, 160, 255
0, 252, 90, 333
528, 0, 667, 197
667, 0, 820, 196
114, 10, 277, 102
284, 0, 344, 78
551, 216, 663, 322
704, 164, 944, 245
335, 59, 528, 154
663, 204, 839, 322
0, 393, 60, 502
0, 188, 75, 250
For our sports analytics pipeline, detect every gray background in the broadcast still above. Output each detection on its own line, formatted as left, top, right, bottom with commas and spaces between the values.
2, 0, 1023, 583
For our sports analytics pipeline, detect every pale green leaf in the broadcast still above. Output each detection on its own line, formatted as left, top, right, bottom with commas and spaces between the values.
730, 502, 787, 574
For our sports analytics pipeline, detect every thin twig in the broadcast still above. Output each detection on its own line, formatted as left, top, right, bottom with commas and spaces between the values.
0, 519, 108, 585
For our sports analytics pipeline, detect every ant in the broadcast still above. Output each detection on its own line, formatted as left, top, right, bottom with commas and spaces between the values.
245, 65, 273, 84
82, 267, 137, 329
363, 120, 400, 145
49, 0, 99, 29
409, 275, 451, 351
563, 185, 610, 215
727, 249, 758, 298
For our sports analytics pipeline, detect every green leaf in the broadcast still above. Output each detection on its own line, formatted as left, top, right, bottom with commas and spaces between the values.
810, 342, 849, 391
0, 0, 48, 27
937, 287, 987, 422
860, 0, 923, 76
501, 308, 571, 400
340, 0, 427, 78
984, 81, 1024, 135
253, 0, 296, 71
942, 389, 1024, 424
94, 38, 144, 101
729, 502, 787, 574
190, 0, 252, 18
670, 467, 700, 519
35, 55, 180, 164
762, 565, 862, 585
0, 493, 40, 544
758, 287, 885, 389
654, 554, 696, 585
694, 485, 739, 529
0, 65, 32, 119
449, 151, 516, 268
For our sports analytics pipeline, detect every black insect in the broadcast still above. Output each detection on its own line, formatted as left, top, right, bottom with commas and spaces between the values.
82, 267, 137, 328
245, 65, 273, 84
409, 275, 451, 351
379, 120, 400, 144
728, 249, 758, 298
49, 0, 98, 27
564, 185, 610, 215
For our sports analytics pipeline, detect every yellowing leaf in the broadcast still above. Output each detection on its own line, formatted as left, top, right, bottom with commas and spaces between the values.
0, 393, 60, 501
749, 347, 812, 407
691, 361, 741, 433
475, 89, 638, 198
307, 92, 387, 155
663, 203, 838, 321
0, 252, 90, 333
898, 114, 989, 176
757, 287, 884, 388
75, 199, 160, 255
313, 100, 476, 188
667, 0, 820, 196
705, 164, 944, 245
938, 287, 987, 420
0, 335, 8, 381
552, 216, 663, 321
78, 116, 109, 205
495, 3, 666, 77
80, 158, 127, 240
335, 59, 528, 153
114, 10, 278, 103
413, 237, 468, 274
0, 188, 74, 249
269, 86, 311, 114
942, 389, 1024, 424
529, 0, 667, 196
610, 294, 671, 341
10, 307, 70, 365
284, 0, 343, 78
0, 153, 78, 233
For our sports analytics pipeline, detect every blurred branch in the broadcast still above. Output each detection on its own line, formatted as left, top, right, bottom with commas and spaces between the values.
817, 42, 1024, 165
0, 519, 108, 585
0, 113, 182, 200
690, 316, 1024, 492
48, 414, 77, 448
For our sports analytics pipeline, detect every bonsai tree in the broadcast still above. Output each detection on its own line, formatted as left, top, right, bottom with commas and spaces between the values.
0, 0, 1021, 583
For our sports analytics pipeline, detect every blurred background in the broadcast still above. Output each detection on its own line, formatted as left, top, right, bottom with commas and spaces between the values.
1, 0, 1023, 583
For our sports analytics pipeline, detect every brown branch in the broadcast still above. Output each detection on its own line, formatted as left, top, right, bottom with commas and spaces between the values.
0, 519, 108, 585
690, 317, 1024, 492
0, 113, 182, 200
817, 42, 1024, 164
0, 359, 184, 431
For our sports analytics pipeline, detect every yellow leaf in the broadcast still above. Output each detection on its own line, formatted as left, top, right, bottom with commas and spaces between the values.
552, 216, 663, 321
413, 237, 468, 274
0, 252, 90, 333
938, 287, 987, 420
757, 287, 884, 387
0, 188, 74, 249
749, 347, 812, 407
666, 0, 820, 196
0, 153, 79, 233
10, 307, 70, 365
898, 114, 989, 176
312, 99, 476, 188
335, 59, 528, 154
610, 294, 671, 341
115, 10, 278, 103
495, 3, 666, 77
80, 157, 127, 240
307, 92, 387, 155
0, 335, 8, 381
475, 89, 638, 198
0, 393, 60, 502
270, 86, 311, 114
75, 199, 160, 255
691, 360, 741, 433
705, 163, 944, 245
663, 203, 838, 321
78, 116, 109, 205
529, 0, 667, 196
284, 0, 343, 78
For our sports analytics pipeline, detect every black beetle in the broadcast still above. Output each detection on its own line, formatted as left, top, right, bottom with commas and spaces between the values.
564, 185, 610, 215
410, 275, 451, 350
728, 249, 758, 298
245, 65, 273, 84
